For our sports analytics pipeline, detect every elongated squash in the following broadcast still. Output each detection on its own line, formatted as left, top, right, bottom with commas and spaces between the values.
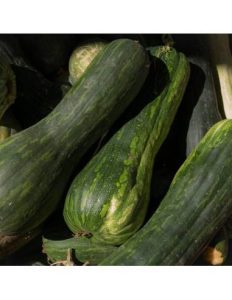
186, 55, 222, 155
0, 116, 39, 260
63, 46, 190, 246
0, 39, 149, 236
184, 55, 225, 265
100, 120, 232, 265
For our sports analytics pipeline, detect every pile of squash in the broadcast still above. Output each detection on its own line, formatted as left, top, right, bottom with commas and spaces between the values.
0, 34, 232, 266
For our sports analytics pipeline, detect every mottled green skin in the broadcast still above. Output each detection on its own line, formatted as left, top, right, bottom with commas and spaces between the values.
43, 236, 116, 265
100, 120, 232, 265
64, 46, 190, 245
0, 39, 149, 235
74, 236, 116, 264
0, 61, 16, 119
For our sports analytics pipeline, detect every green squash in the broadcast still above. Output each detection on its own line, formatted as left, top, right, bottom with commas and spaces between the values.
0, 39, 149, 236
63, 46, 190, 246
100, 120, 232, 265
186, 55, 222, 155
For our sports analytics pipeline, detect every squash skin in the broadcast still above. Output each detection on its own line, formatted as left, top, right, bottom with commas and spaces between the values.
100, 120, 232, 265
186, 55, 222, 155
63, 46, 190, 246
0, 108, 38, 259
0, 39, 149, 235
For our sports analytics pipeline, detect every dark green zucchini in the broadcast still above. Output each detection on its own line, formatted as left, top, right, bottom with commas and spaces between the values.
100, 120, 232, 265
186, 56, 222, 155
0, 116, 36, 260
147, 37, 222, 219
185, 55, 224, 266
63, 46, 190, 246
0, 39, 149, 236
43, 236, 116, 265
148, 54, 214, 216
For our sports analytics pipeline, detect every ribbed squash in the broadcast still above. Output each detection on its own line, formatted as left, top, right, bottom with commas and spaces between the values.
0, 39, 149, 236
100, 120, 232, 265
63, 46, 190, 246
